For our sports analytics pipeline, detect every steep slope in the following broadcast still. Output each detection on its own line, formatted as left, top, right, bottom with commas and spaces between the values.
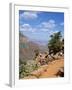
19, 32, 39, 62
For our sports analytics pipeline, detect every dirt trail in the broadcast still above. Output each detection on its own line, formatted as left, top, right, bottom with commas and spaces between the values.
24, 58, 64, 79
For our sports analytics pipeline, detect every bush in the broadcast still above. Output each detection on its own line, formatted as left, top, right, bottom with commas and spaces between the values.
33, 49, 39, 60
19, 64, 30, 78
32, 63, 39, 70
19, 60, 39, 79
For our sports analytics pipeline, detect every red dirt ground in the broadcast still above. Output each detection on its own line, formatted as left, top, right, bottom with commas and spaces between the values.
24, 58, 64, 79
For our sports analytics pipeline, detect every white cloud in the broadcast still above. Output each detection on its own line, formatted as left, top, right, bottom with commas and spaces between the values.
39, 19, 56, 32
20, 24, 36, 32
40, 28, 49, 32
20, 19, 57, 33
21, 24, 31, 29
20, 12, 38, 20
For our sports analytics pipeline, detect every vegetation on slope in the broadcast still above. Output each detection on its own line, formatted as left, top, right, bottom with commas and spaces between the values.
19, 31, 64, 79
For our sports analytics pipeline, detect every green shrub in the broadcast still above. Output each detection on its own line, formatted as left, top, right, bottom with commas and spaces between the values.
19, 60, 39, 78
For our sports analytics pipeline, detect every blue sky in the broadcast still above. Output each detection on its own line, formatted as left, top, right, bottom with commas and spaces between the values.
19, 10, 64, 45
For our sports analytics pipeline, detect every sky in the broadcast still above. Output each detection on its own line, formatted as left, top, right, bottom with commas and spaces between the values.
19, 10, 64, 45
